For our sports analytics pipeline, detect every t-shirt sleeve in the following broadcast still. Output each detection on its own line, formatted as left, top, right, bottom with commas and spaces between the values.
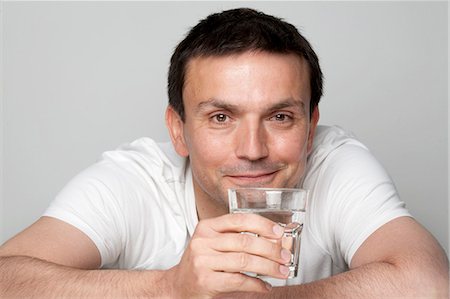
43, 161, 127, 267
306, 143, 411, 268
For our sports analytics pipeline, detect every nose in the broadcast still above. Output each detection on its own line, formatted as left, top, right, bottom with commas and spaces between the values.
235, 119, 269, 161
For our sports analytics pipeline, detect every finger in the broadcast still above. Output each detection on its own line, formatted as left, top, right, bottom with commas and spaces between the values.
210, 272, 272, 294
205, 213, 285, 239
209, 232, 291, 264
207, 252, 290, 279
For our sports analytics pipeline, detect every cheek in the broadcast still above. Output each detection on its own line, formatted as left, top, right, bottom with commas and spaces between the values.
272, 129, 309, 162
270, 129, 309, 183
184, 128, 231, 171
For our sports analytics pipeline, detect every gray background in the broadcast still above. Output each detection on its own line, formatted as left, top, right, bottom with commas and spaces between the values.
1, 1, 448, 256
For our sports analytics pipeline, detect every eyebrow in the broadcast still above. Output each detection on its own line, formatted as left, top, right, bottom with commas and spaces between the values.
195, 99, 238, 114
269, 98, 306, 112
195, 98, 306, 114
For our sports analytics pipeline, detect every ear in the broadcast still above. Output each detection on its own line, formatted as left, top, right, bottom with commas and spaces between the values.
165, 106, 189, 157
306, 106, 320, 155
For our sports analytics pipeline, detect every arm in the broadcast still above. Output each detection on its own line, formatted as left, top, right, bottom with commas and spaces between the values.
237, 216, 449, 298
1, 214, 291, 298
0, 217, 171, 298
0, 256, 170, 298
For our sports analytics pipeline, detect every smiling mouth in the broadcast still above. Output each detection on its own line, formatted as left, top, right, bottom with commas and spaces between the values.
225, 171, 279, 186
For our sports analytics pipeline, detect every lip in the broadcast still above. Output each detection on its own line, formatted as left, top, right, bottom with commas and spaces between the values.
225, 171, 278, 186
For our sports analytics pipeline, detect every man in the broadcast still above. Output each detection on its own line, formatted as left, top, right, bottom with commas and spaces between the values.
0, 7, 448, 298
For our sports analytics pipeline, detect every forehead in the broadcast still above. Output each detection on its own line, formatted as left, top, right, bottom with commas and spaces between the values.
183, 51, 311, 107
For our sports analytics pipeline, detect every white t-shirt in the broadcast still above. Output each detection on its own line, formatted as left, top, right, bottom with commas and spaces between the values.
43, 125, 411, 284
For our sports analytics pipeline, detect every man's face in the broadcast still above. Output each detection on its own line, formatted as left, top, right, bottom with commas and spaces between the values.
167, 51, 319, 210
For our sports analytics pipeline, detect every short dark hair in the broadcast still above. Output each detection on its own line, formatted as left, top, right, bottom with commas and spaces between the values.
168, 8, 323, 121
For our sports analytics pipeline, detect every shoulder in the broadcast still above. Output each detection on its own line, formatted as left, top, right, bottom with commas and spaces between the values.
48, 137, 190, 229
45, 138, 191, 268
303, 126, 410, 265
307, 125, 367, 169
305, 125, 393, 189
82, 138, 186, 189
101, 137, 186, 173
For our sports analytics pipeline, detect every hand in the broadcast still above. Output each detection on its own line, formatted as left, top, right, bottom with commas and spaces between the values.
165, 213, 291, 298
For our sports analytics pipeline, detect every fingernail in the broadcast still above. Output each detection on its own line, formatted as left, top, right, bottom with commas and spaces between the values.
281, 248, 291, 262
279, 265, 289, 276
272, 224, 284, 237
265, 281, 272, 291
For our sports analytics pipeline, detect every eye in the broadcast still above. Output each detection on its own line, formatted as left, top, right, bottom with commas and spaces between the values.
208, 112, 233, 128
271, 113, 292, 122
212, 113, 228, 123
274, 113, 287, 121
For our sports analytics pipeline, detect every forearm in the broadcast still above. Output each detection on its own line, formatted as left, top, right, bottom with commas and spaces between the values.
239, 219, 450, 299
276, 262, 446, 298
241, 260, 449, 298
0, 255, 172, 298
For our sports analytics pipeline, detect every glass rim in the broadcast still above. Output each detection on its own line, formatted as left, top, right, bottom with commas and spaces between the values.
228, 187, 308, 192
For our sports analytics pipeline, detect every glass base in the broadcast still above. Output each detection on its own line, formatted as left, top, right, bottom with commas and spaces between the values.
242, 264, 297, 279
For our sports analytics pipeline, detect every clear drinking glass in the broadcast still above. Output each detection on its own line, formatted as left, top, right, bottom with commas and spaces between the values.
228, 188, 308, 279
